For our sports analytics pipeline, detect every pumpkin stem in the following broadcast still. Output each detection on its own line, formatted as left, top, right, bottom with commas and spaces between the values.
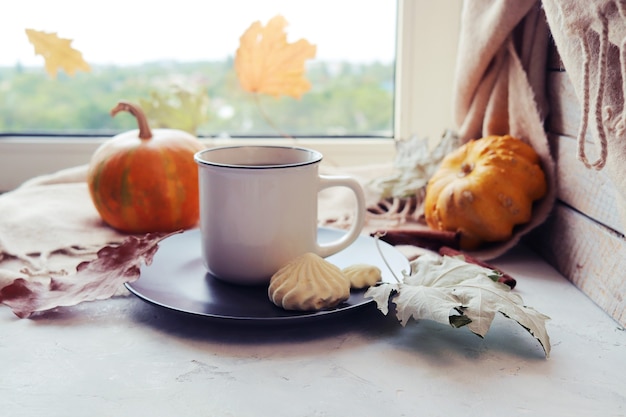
110, 101, 153, 140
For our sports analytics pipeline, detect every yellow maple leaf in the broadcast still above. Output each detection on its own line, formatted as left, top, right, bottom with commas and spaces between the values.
25, 29, 91, 78
235, 15, 316, 99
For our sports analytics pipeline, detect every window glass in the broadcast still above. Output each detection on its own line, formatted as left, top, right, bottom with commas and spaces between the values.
0, 1, 397, 137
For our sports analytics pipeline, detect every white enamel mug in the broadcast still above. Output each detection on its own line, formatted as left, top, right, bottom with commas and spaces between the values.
194, 145, 366, 285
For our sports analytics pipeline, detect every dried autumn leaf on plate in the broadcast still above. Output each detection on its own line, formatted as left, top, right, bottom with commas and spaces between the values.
25, 28, 91, 78
235, 15, 316, 99
0, 232, 178, 318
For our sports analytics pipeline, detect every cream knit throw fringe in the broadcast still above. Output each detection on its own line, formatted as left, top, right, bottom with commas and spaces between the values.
544, 0, 624, 170
543, 0, 626, 227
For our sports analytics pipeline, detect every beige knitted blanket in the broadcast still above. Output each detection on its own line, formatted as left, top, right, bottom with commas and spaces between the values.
451, 0, 556, 259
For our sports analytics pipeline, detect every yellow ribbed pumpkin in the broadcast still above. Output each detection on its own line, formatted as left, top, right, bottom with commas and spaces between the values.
87, 101, 205, 233
424, 135, 547, 249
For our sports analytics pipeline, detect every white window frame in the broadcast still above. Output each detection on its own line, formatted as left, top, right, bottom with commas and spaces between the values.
0, 0, 461, 191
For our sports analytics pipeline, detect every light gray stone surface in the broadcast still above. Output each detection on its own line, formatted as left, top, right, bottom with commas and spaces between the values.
1, 246, 624, 417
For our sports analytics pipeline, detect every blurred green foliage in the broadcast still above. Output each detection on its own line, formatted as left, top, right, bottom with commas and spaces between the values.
0, 59, 394, 137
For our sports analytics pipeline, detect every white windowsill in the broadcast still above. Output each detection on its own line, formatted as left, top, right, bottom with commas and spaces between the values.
0, 136, 397, 191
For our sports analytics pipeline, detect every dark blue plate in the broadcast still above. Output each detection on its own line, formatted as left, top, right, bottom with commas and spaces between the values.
125, 227, 409, 323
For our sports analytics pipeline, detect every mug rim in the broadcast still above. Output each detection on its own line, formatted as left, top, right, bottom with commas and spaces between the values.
194, 145, 323, 169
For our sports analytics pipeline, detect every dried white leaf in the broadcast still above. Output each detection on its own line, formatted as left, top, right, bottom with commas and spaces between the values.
365, 253, 552, 357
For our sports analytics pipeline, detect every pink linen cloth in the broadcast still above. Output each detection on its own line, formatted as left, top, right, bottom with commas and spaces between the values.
0, 162, 421, 296
0, 165, 127, 292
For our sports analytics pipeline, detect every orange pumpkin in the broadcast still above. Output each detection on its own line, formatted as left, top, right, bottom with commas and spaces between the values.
424, 135, 547, 250
87, 101, 205, 233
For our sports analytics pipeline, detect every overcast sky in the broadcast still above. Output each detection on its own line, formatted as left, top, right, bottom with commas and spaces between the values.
1, 0, 397, 66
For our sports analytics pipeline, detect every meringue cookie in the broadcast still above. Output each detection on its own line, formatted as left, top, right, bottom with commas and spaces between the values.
268, 253, 350, 311
342, 264, 381, 289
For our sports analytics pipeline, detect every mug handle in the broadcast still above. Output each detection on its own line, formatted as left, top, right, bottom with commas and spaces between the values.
315, 174, 366, 258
